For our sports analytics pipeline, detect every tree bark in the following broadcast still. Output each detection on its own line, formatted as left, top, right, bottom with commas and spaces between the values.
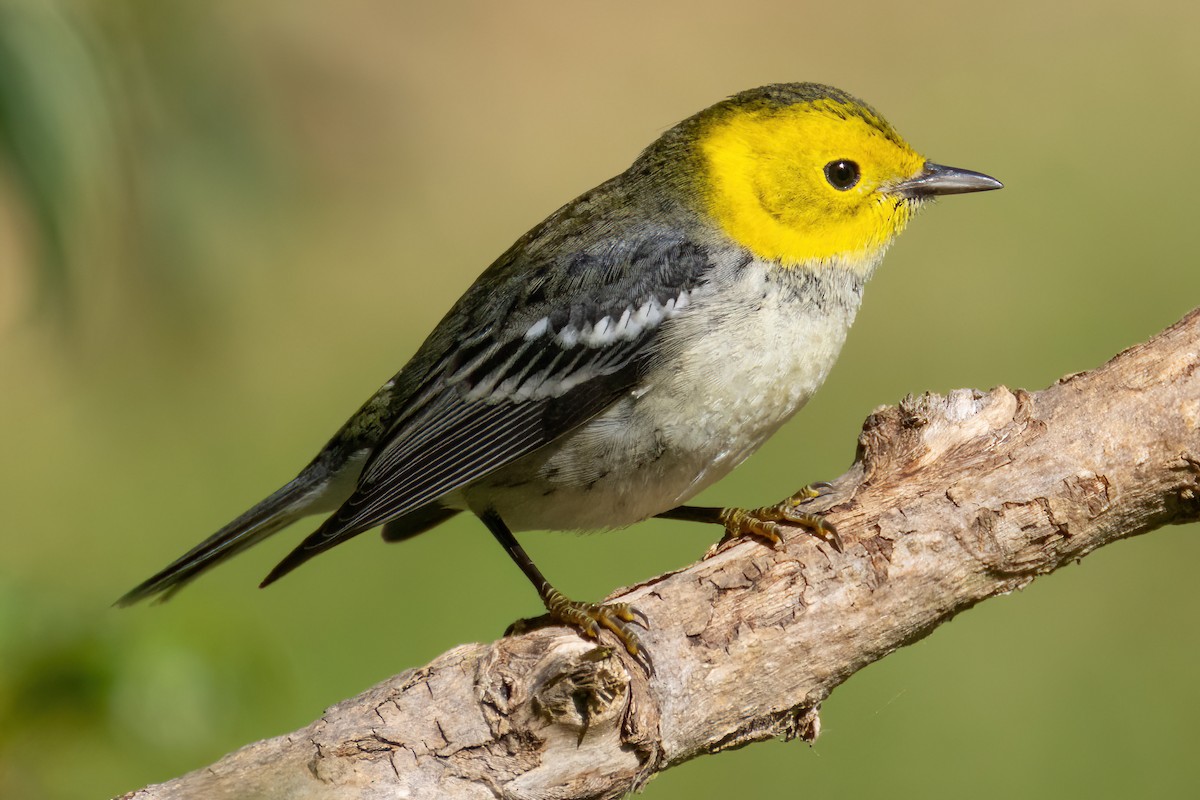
118, 308, 1200, 800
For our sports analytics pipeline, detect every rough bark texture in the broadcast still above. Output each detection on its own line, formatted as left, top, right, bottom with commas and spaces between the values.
119, 309, 1200, 800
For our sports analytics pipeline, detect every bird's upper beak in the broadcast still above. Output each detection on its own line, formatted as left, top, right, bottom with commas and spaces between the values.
895, 162, 1003, 198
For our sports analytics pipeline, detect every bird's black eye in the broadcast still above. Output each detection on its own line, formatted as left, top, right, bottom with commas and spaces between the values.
824, 160, 860, 191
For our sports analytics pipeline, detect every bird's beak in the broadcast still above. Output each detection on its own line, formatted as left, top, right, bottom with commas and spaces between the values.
896, 162, 1003, 198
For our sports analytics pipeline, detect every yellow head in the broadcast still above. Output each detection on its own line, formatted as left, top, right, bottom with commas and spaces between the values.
688, 84, 1000, 271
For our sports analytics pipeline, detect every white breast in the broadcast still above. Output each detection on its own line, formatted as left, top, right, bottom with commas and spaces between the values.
462, 259, 867, 531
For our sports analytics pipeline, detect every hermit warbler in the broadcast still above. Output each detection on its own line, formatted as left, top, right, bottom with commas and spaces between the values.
120, 83, 1000, 656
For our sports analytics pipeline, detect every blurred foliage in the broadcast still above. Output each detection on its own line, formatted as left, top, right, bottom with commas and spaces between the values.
2, 1, 1200, 798
0, 0, 96, 311
0, 0, 287, 335
0, 575, 298, 797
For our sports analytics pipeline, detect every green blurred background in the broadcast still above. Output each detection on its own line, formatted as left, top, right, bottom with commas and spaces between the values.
2, 1, 1199, 797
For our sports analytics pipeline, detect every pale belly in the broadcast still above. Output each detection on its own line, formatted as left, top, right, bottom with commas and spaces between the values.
459, 263, 863, 531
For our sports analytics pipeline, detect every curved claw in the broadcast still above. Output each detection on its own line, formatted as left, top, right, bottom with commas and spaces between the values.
783, 511, 843, 553
633, 643, 654, 675
627, 605, 650, 629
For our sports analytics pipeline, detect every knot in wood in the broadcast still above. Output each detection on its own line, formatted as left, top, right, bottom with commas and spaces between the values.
530, 647, 629, 737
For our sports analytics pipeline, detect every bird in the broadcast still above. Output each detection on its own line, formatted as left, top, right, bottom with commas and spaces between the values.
118, 83, 1001, 657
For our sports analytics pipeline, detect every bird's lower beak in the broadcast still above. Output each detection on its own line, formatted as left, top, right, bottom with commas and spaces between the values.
896, 162, 1003, 198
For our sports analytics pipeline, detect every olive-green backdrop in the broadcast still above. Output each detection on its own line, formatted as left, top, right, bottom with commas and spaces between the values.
2, 1, 1198, 797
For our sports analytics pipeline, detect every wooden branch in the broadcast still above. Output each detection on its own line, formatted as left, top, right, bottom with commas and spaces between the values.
118, 309, 1200, 800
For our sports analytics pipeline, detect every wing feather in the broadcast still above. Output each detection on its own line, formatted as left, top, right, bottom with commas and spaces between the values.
260, 231, 722, 586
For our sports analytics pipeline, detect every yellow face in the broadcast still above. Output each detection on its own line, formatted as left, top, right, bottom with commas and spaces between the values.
699, 99, 928, 269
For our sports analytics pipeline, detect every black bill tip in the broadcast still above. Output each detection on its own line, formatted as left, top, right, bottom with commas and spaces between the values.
897, 162, 1003, 198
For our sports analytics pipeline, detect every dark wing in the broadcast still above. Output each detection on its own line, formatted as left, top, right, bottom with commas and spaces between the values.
261, 228, 717, 586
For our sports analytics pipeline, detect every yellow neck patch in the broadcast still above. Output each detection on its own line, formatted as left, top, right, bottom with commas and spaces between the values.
698, 100, 927, 270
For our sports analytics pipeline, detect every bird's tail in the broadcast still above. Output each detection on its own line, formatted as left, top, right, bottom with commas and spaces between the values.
116, 469, 334, 606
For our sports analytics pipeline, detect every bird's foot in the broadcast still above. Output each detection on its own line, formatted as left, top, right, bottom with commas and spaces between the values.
546, 590, 644, 655
509, 588, 649, 668
720, 482, 844, 552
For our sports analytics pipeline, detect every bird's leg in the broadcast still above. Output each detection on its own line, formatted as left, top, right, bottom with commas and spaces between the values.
479, 510, 645, 658
658, 482, 844, 552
